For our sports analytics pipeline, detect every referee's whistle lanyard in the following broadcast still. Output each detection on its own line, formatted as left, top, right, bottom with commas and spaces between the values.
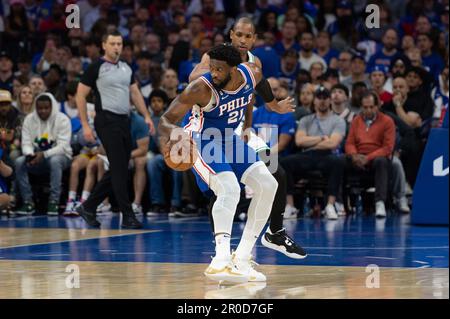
313, 115, 340, 155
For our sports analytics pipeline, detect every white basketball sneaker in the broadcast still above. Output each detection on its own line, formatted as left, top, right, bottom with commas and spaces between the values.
204, 256, 245, 283
229, 253, 266, 282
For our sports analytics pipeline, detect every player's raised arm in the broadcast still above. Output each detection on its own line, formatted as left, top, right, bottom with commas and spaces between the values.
189, 53, 211, 82
245, 63, 295, 114
158, 79, 210, 152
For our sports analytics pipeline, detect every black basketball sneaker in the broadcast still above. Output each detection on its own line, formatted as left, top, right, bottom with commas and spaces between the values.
261, 228, 307, 259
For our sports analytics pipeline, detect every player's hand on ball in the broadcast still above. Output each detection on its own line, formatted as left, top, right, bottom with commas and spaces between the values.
164, 128, 197, 171
274, 97, 295, 114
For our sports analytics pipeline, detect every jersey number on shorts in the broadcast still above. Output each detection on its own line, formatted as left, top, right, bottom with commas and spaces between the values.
228, 109, 245, 124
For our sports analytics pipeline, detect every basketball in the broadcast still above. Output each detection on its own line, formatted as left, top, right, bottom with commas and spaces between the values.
164, 136, 198, 171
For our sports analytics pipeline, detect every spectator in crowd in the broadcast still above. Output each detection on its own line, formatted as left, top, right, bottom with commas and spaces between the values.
298, 32, 327, 72
402, 34, 416, 53
161, 68, 180, 104
37, 2, 66, 33
331, 83, 355, 129
14, 54, 35, 84
321, 68, 340, 89
146, 89, 183, 216
385, 56, 412, 93
432, 63, 449, 127
3, 0, 35, 56
350, 81, 368, 113
345, 91, 396, 218
295, 83, 315, 122
0, 51, 14, 93
83, 0, 114, 33
144, 32, 164, 65
15, 85, 34, 116
66, 57, 83, 83
278, 49, 300, 95
252, 78, 296, 157
28, 75, 47, 96
274, 20, 300, 56
329, 0, 356, 52
0, 146, 14, 210
367, 28, 400, 71
416, 32, 445, 80
0, 90, 23, 164
281, 86, 346, 220
43, 64, 65, 102
135, 51, 153, 89
315, 31, 340, 70
64, 118, 100, 216
82, 37, 102, 69
341, 52, 369, 91
383, 73, 433, 186
310, 61, 325, 86
337, 51, 352, 83
251, 32, 280, 78
15, 93, 72, 215
129, 110, 150, 215
369, 65, 392, 105
188, 14, 206, 50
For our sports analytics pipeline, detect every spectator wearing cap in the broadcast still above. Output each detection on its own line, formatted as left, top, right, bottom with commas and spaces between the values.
0, 89, 23, 163
278, 49, 300, 95
299, 32, 327, 72
369, 65, 392, 105
341, 52, 369, 91
161, 69, 180, 104
337, 51, 352, 83
314, 31, 340, 70
416, 32, 445, 80
331, 84, 355, 129
345, 91, 396, 218
146, 88, 183, 216
367, 28, 400, 72
329, 0, 356, 52
44, 64, 65, 102
280, 86, 346, 220
274, 20, 301, 57
0, 51, 14, 93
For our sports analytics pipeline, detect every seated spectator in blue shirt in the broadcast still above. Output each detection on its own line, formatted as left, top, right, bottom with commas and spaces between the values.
146, 89, 183, 216
417, 32, 445, 81
252, 78, 297, 157
178, 37, 214, 84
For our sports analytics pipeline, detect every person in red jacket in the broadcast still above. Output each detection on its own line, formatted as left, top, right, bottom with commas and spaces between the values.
345, 91, 396, 218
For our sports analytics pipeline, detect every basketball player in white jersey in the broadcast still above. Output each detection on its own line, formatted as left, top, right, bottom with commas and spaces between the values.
190, 18, 306, 259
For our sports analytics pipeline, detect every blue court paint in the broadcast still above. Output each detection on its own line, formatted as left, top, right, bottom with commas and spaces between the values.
0, 214, 448, 268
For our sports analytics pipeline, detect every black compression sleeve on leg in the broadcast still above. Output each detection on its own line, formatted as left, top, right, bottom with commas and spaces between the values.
255, 78, 275, 103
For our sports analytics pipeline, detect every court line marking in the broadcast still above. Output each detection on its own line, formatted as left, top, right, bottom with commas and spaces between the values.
364, 256, 397, 260
426, 256, 445, 258
0, 229, 162, 250
413, 260, 430, 265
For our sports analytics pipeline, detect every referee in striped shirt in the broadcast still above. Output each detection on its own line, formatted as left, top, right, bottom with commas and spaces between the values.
75, 30, 155, 229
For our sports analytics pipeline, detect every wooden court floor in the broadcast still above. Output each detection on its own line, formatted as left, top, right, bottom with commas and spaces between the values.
0, 214, 448, 299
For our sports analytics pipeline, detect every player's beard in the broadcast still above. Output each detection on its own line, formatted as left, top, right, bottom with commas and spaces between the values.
213, 73, 232, 91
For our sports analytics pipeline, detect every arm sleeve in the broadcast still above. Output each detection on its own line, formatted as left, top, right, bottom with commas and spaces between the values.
255, 77, 275, 103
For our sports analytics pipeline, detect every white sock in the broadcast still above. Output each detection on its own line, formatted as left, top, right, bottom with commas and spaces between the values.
215, 233, 231, 259
81, 191, 90, 201
68, 191, 77, 201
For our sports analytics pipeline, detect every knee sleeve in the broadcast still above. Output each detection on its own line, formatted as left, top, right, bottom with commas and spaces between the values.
209, 172, 241, 235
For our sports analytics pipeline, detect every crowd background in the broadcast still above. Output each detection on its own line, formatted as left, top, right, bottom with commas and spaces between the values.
0, 0, 448, 218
